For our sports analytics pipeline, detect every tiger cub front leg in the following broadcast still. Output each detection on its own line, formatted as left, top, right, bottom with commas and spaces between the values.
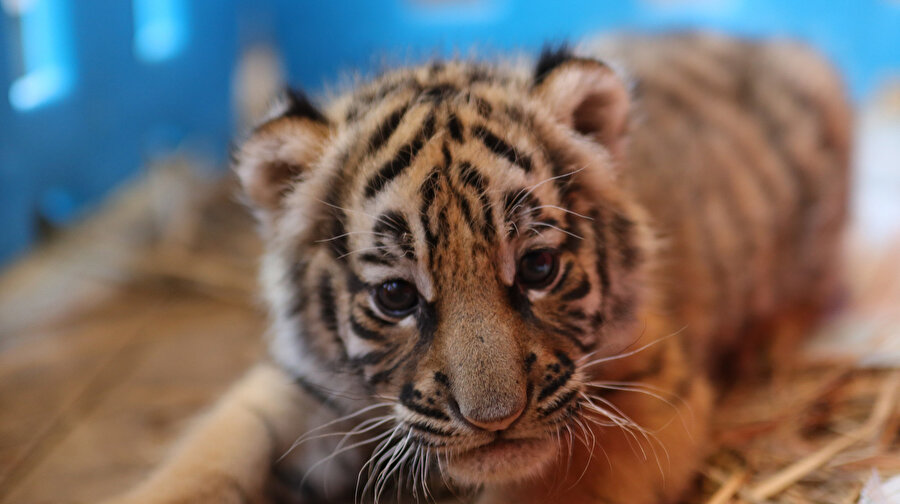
104, 363, 311, 504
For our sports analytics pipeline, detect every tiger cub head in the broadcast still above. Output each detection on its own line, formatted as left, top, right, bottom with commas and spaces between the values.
235, 49, 651, 485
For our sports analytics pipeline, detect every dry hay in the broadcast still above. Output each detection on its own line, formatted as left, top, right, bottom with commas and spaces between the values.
699, 368, 899, 503
696, 240, 900, 503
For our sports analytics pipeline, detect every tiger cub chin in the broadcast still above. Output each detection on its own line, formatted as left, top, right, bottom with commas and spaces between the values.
106, 33, 850, 504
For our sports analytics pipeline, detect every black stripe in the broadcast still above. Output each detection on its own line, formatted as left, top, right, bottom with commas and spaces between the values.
420, 169, 440, 213
364, 112, 435, 199
368, 104, 409, 153
360, 306, 394, 327
404, 403, 450, 421
561, 213, 582, 253
453, 186, 474, 227
437, 208, 450, 252
282, 88, 327, 123
447, 113, 464, 142
503, 189, 525, 216
365, 350, 410, 386
534, 44, 575, 86
286, 262, 308, 316
349, 348, 392, 367
414, 301, 439, 354
318, 273, 339, 333
474, 97, 492, 117
368, 368, 396, 385
503, 104, 527, 124
293, 375, 342, 413
373, 211, 415, 258
593, 209, 611, 301
472, 125, 532, 172
323, 183, 349, 259
509, 192, 540, 219
363, 139, 423, 198
561, 277, 591, 302
408, 421, 456, 437
467, 66, 492, 84
467, 93, 493, 118
400, 384, 450, 420
421, 83, 458, 101
555, 351, 574, 368
328, 217, 349, 259
538, 369, 573, 401
286, 292, 306, 318
550, 261, 574, 295
358, 252, 394, 266
479, 194, 495, 241
346, 80, 408, 122
433, 371, 450, 387
421, 110, 437, 139
420, 213, 437, 258
350, 315, 386, 342
468, 65, 492, 84
441, 142, 452, 167
457, 162, 486, 192
373, 211, 406, 234
547, 321, 592, 352
419, 169, 442, 258
344, 270, 366, 294
524, 352, 537, 372
507, 284, 534, 320
458, 162, 495, 239
397, 219, 415, 259
538, 389, 578, 418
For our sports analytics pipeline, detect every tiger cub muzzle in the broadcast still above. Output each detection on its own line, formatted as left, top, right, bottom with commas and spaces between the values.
397, 296, 585, 484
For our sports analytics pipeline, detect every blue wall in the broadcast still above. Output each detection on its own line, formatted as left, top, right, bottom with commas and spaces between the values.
1, 0, 898, 265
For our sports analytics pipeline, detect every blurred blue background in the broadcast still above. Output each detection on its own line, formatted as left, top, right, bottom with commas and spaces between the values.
1, 0, 898, 265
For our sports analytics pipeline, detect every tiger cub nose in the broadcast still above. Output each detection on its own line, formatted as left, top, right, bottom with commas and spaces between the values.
460, 402, 526, 432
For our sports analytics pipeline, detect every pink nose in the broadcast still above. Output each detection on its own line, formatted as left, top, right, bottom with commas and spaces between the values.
462, 403, 526, 432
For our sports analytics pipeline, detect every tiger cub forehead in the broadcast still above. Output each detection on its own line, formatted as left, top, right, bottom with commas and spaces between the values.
238, 52, 633, 301
319, 62, 581, 294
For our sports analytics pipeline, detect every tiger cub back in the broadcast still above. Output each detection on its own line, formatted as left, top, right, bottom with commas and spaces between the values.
586, 33, 852, 366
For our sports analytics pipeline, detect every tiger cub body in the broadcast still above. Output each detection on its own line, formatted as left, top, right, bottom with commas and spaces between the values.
108, 33, 850, 504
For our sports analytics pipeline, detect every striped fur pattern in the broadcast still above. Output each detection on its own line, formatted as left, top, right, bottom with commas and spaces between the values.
592, 33, 852, 367
230, 32, 851, 503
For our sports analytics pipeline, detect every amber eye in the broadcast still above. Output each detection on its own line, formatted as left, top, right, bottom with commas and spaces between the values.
517, 249, 559, 289
373, 279, 419, 317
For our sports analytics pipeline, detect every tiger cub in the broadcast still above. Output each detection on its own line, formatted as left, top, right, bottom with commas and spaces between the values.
108, 33, 850, 504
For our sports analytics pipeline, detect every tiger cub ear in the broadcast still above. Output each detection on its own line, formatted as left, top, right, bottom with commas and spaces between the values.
234, 88, 330, 213
532, 47, 630, 157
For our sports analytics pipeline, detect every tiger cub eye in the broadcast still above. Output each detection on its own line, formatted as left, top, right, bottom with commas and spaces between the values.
517, 250, 559, 289
374, 279, 419, 316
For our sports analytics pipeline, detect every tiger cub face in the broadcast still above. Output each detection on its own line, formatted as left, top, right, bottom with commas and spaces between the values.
235, 50, 650, 485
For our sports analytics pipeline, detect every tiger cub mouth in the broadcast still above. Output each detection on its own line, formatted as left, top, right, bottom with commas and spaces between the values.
446, 436, 556, 484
